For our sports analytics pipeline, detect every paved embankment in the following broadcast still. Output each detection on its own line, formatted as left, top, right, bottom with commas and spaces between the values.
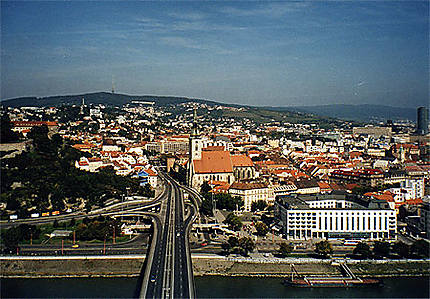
0, 255, 146, 278
1, 254, 429, 278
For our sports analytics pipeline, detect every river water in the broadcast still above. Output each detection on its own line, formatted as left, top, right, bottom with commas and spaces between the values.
2, 276, 429, 298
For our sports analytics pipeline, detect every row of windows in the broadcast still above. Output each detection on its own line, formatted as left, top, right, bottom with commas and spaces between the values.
289, 211, 394, 216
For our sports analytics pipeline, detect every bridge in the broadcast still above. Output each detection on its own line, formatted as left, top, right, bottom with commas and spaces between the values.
137, 172, 197, 299
2, 170, 199, 298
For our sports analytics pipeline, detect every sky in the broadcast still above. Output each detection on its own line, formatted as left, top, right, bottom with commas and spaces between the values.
1, 1, 428, 108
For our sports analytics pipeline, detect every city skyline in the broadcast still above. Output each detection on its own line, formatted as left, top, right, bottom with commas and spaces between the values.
1, 1, 428, 108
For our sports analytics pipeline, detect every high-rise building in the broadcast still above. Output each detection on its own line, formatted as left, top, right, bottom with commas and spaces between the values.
417, 106, 429, 135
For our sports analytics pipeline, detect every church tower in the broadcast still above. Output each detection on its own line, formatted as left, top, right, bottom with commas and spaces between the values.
188, 107, 202, 186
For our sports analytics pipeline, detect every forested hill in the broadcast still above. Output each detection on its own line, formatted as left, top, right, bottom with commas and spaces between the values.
1, 92, 217, 108
1, 92, 416, 122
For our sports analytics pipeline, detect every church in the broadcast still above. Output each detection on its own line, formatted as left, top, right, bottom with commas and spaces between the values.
187, 109, 255, 189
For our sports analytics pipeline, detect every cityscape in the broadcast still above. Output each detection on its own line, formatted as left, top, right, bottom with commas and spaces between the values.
1, 1, 429, 299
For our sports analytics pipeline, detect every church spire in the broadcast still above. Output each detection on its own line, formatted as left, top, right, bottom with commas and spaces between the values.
191, 106, 199, 137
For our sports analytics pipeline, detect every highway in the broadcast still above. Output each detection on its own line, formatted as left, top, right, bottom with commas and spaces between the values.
139, 172, 196, 299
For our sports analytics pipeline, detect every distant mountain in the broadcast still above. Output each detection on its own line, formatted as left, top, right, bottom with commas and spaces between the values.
0, 92, 217, 108
3, 92, 415, 123
267, 104, 417, 122
1, 91, 343, 127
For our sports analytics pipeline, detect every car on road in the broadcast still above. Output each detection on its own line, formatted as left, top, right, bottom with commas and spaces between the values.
150, 275, 156, 283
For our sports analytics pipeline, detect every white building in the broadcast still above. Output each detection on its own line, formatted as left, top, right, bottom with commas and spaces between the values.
275, 193, 396, 240
229, 182, 274, 212
388, 178, 425, 202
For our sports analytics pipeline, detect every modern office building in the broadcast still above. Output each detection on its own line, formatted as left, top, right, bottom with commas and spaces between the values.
275, 192, 396, 240
417, 106, 429, 135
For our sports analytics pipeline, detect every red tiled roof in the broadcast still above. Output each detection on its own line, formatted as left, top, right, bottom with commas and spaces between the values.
231, 154, 253, 167
145, 168, 157, 176
193, 151, 233, 174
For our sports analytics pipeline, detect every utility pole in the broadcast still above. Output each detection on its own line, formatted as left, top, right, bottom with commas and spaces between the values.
113, 227, 116, 244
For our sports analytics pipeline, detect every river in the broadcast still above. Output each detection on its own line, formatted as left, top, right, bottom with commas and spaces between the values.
2, 276, 429, 298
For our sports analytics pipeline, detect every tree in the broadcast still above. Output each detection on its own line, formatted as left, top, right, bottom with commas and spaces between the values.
1, 227, 20, 253
227, 236, 239, 248
392, 241, 410, 258
238, 237, 255, 256
200, 181, 211, 195
353, 242, 372, 258
410, 240, 429, 258
221, 236, 240, 254
251, 200, 268, 212
204, 193, 244, 211
254, 221, 269, 236
200, 198, 213, 216
224, 213, 242, 231
0, 113, 20, 143
278, 242, 294, 257
315, 240, 333, 256
27, 125, 53, 153
373, 241, 390, 257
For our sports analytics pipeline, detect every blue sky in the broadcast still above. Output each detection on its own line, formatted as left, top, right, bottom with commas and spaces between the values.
1, 1, 428, 108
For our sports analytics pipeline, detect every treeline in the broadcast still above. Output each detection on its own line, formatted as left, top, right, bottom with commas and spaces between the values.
1, 125, 149, 217
76, 216, 121, 241
199, 181, 243, 216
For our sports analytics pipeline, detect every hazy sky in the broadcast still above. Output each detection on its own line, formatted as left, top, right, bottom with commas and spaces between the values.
1, 1, 428, 107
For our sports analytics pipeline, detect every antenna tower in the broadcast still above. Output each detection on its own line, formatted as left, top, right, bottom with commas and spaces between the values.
111, 75, 115, 94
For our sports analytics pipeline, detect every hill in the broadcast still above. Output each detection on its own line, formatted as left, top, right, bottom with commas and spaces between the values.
0, 92, 216, 108
2, 92, 414, 123
268, 104, 416, 122
1, 92, 344, 127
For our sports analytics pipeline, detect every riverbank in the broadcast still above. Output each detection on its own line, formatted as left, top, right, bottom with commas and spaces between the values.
1, 254, 429, 278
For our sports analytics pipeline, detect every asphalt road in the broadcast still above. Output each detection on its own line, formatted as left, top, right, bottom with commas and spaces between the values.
141, 172, 196, 299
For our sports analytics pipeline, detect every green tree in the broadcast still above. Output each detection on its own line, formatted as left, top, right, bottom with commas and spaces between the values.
410, 240, 429, 258
221, 236, 240, 254
1, 228, 20, 253
27, 125, 53, 153
238, 237, 255, 256
227, 236, 239, 248
0, 113, 20, 143
200, 181, 211, 195
251, 200, 268, 212
353, 242, 372, 258
200, 198, 213, 216
278, 242, 294, 257
392, 241, 410, 258
315, 240, 333, 256
224, 213, 242, 231
373, 241, 391, 257
254, 221, 269, 236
